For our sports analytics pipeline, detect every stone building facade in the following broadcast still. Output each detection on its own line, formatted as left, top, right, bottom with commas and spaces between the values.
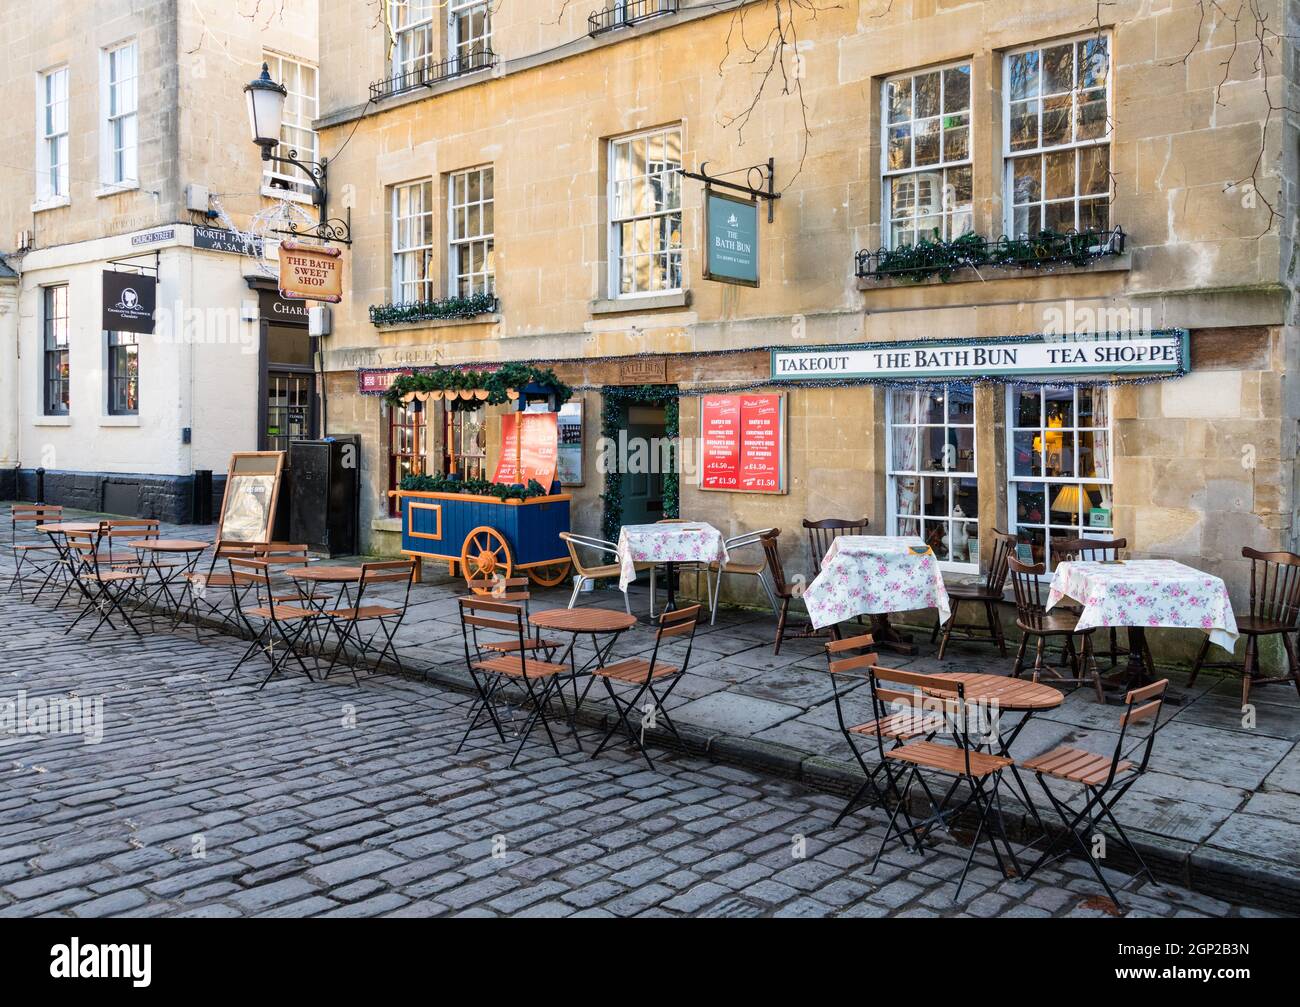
312, 0, 1295, 655
0, 0, 318, 520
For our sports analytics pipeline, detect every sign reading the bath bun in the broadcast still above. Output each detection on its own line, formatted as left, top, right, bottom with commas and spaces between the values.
102, 271, 157, 334
278, 241, 343, 303
770, 330, 1190, 381
700, 393, 786, 494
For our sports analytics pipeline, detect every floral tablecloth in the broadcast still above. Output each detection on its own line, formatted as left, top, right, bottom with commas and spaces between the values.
1046, 559, 1239, 652
616, 523, 729, 592
802, 536, 951, 631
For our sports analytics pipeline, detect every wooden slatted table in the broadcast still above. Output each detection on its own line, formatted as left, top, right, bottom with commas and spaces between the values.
929, 672, 1064, 711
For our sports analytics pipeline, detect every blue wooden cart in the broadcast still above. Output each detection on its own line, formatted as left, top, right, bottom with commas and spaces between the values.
395, 489, 573, 587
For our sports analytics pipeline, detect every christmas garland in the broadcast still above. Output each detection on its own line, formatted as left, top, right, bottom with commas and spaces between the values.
860, 227, 1125, 283
369, 292, 498, 326
399, 473, 551, 500
600, 384, 680, 541
382, 362, 573, 410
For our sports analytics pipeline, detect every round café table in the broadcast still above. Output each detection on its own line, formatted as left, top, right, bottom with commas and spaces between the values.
530, 607, 639, 743
286, 565, 365, 633
130, 539, 211, 619
32, 522, 106, 603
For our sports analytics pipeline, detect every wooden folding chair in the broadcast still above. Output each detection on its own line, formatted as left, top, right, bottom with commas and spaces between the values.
6, 504, 65, 600
590, 604, 701, 770
225, 556, 319, 690
62, 526, 147, 640
1021, 679, 1170, 911
457, 596, 571, 766
177, 539, 265, 638
320, 560, 418, 684
464, 576, 561, 659
102, 519, 163, 569
822, 633, 945, 829
866, 665, 1021, 899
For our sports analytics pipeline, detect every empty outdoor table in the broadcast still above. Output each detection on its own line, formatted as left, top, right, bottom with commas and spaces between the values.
1046, 559, 1238, 691
617, 522, 728, 612
32, 523, 104, 602
530, 607, 639, 732
802, 535, 951, 654
131, 539, 211, 617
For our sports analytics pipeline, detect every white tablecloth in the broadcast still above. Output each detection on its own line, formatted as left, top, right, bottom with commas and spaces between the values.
616, 523, 729, 592
802, 535, 952, 630
1047, 559, 1239, 652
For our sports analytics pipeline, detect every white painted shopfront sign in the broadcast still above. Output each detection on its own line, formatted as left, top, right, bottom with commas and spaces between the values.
771, 331, 1189, 381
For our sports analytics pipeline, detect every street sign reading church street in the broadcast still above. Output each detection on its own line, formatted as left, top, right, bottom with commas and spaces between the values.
704, 190, 759, 287
770, 331, 1190, 381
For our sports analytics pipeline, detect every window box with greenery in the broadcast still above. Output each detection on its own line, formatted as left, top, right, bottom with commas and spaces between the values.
369, 291, 499, 327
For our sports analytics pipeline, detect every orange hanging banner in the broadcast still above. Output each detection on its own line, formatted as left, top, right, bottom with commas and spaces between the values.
493, 412, 559, 489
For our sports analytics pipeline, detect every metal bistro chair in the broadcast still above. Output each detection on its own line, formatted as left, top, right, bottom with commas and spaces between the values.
1188, 547, 1300, 705
320, 560, 418, 684
804, 516, 870, 576
1021, 679, 1171, 912
865, 665, 1020, 899
1008, 556, 1106, 703
559, 532, 633, 614
6, 504, 65, 600
933, 528, 1016, 659
178, 540, 266, 638
102, 518, 164, 569
761, 529, 814, 655
226, 556, 319, 690
702, 528, 778, 625
464, 575, 562, 660
457, 596, 572, 766
822, 633, 944, 829
1056, 536, 1130, 668
590, 604, 702, 771
62, 526, 147, 640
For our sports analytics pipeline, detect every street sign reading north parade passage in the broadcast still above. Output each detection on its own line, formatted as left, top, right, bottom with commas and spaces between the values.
704, 190, 760, 287
770, 331, 1190, 381
102, 271, 157, 334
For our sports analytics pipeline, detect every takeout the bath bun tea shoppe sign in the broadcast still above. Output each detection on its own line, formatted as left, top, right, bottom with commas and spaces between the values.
278, 241, 343, 303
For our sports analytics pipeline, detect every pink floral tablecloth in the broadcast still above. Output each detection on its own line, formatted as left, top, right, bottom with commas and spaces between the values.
1046, 559, 1239, 652
616, 523, 729, 592
802, 536, 951, 631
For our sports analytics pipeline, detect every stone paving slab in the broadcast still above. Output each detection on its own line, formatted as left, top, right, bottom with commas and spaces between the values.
3, 506, 1298, 914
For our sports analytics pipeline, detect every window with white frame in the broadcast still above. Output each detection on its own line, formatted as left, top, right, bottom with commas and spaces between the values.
609, 126, 683, 297
103, 42, 138, 186
448, 167, 494, 297
1007, 384, 1113, 572
1004, 35, 1112, 237
392, 179, 435, 303
43, 285, 70, 415
390, 0, 434, 79
887, 386, 979, 571
39, 67, 69, 201
883, 63, 973, 248
261, 52, 317, 201
450, 0, 492, 70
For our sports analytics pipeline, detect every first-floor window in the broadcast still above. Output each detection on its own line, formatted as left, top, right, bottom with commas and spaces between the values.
40, 67, 69, 200
107, 331, 139, 414
449, 166, 494, 297
887, 385, 978, 571
43, 285, 69, 415
1007, 384, 1112, 571
389, 0, 434, 80
450, 0, 492, 69
609, 125, 683, 296
392, 179, 434, 303
444, 405, 486, 481
388, 401, 426, 515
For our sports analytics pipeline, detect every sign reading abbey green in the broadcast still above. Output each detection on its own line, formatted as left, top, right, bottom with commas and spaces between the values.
704, 190, 759, 287
770, 331, 1190, 381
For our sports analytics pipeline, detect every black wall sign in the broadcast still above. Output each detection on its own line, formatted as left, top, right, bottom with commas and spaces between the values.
194, 225, 263, 256
102, 271, 156, 334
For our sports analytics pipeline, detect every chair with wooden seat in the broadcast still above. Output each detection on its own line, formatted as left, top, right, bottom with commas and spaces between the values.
761, 529, 814, 654
178, 539, 266, 638
559, 532, 636, 614
225, 556, 319, 690
464, 575, 562, 659
6, 504, 65, 600
458, 596, 572, 766
803, 516, 870, 576
62, 525, 147, 640
1008, 556, 1105, 703
932, 528, 1015, 659
101, 519, 164, 569
865, 665, 1021, 898
1056, 536, 1129, 667
320, 560, 417, 684
701, 528, 777, 625
1021, 679, 1170, 911
822, 633, 945, 829
1189, 547, 1300, 704
590, 604, 701, 770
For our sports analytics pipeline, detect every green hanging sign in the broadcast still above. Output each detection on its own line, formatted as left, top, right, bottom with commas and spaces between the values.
704, 190, 760, 287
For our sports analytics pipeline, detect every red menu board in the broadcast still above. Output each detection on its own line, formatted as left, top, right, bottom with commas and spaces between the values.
700, 393, 785, 494
494, 412, 559, 489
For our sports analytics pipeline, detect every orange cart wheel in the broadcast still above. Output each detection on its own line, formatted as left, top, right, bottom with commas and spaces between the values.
527, 560, 572, 588
461, 526, 513, 589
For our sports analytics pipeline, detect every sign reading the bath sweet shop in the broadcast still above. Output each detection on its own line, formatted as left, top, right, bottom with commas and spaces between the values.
278, 241, 343, 303
770, 331, 1190, 381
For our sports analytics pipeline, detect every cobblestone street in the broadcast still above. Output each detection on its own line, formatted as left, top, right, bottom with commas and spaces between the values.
0, 587, 1272, 919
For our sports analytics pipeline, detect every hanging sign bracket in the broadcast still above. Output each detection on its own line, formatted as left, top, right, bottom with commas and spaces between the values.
678, 158, 780, 222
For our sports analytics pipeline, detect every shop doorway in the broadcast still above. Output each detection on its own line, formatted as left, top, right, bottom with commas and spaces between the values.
619, 403, 666, 526
258, 315, 317, 452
